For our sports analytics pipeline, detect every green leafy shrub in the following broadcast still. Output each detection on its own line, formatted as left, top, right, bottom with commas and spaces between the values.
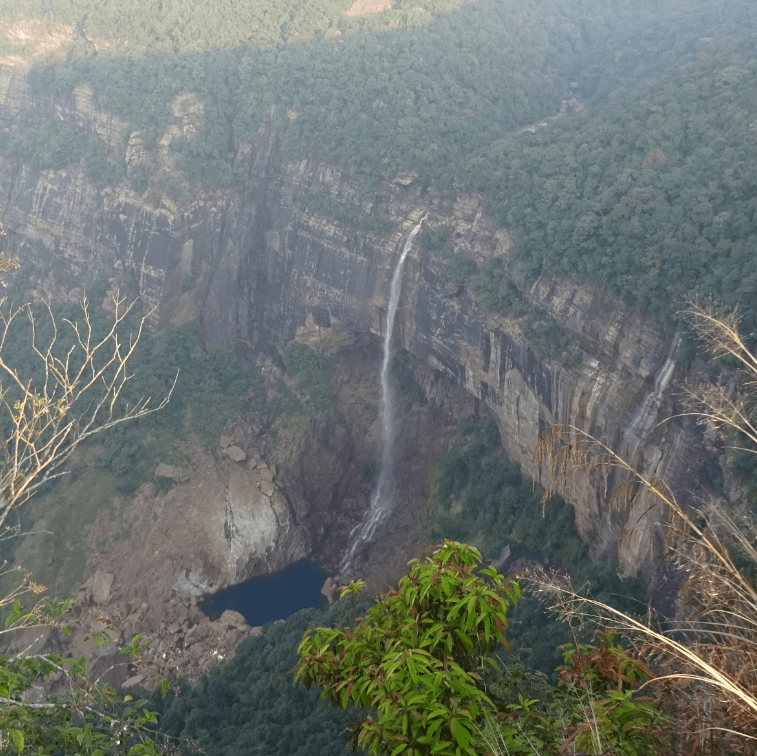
130, 166, 149, 192
81, 140, 127, 183
268, 378, 305, 422
303, 187, 390, 235
296, 541, 522, 756
478, 631, 670, 756
0, 616, 162, 755
159, 177, 184, 201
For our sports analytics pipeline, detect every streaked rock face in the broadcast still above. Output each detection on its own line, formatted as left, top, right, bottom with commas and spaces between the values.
0, 65, 701, 583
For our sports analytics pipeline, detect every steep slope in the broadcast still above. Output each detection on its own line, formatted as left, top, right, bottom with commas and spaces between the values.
0, 65, 702, 583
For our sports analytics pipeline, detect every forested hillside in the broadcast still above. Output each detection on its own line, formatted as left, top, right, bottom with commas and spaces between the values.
470, 34, 757, 336
2, 0, 755, 333
1, 0, 466, 56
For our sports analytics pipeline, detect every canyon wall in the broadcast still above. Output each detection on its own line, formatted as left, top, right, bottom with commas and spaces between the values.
0, 65, 703, 584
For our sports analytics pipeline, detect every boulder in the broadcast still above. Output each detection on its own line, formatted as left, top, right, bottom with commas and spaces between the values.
259, 479, 275, 497
184, 623, 212, 647
224, 445, 246, 462
321, 577, 339, 604
14, 626, 63, 656
188, 604, 205, 625
91, 570, 115, 604
122, 673, 146, 688
219, 609, 248, 630
154, 463, 190, 483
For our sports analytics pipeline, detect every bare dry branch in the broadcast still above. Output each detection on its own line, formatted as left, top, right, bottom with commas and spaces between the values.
0, 294, 174, 532
0, 222, 20, 286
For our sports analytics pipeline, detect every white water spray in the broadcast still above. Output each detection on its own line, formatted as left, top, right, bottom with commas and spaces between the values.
340, 214, 426, 574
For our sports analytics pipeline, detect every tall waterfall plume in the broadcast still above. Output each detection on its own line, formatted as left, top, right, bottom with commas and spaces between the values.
340, 213, 426, 575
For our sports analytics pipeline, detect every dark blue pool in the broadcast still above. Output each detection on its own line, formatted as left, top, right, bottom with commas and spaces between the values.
199, 559, 330, 626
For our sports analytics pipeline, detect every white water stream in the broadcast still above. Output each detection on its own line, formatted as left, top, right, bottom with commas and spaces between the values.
340, 214, 426, 575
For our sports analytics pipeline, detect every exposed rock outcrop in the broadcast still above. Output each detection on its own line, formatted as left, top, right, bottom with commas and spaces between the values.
0, 64, 702, 587
87, 451, 308, 605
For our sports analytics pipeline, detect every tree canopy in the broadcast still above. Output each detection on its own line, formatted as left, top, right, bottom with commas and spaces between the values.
4, 0, 754, 335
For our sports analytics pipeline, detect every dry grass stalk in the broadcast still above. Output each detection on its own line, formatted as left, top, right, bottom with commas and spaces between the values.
528, 299, 757, 753
679, 298, 757, 450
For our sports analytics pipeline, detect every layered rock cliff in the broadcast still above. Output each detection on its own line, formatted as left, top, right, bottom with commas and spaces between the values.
0, 64, 703, 585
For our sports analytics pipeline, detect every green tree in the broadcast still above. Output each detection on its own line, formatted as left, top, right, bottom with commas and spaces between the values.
296, 540, 521, 756
0, 626, 161, 755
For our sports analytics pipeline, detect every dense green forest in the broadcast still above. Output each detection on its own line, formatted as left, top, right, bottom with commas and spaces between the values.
469, 34, 757, 336
22, 0, 562, 185
2, 0, 466, 56
147, 596, 373, 755
2, 0, 754, 332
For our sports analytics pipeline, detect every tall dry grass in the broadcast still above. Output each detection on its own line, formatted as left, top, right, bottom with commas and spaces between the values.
529, 300, 757, 754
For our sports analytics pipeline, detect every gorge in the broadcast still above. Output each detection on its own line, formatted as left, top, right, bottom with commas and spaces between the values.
2, 0, 757, 750
0, 58, 706, 606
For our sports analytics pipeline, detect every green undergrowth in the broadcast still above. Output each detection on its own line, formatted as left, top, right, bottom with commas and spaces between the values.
0, 451, 121, 604
95, 317, 263, 492
0, 120, 126, 183
302, 187, 391, 236
268, 342, 335, 432
422, 417, 646, 677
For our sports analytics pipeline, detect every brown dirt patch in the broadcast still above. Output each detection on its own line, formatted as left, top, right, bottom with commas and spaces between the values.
0, 17, 74, 66
342, 0, 392, 18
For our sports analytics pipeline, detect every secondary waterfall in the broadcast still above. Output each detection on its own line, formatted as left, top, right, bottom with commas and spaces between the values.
340, 214, 426, 575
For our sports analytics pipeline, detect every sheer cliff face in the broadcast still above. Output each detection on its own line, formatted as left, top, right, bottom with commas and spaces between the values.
0, 67, 701, 580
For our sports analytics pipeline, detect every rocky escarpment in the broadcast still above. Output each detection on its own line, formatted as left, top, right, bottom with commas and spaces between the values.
0, 64, 703, 585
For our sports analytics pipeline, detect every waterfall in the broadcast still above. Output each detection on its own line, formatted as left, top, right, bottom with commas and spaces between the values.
627, 334, 680, 452
340, 214, 426, 575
